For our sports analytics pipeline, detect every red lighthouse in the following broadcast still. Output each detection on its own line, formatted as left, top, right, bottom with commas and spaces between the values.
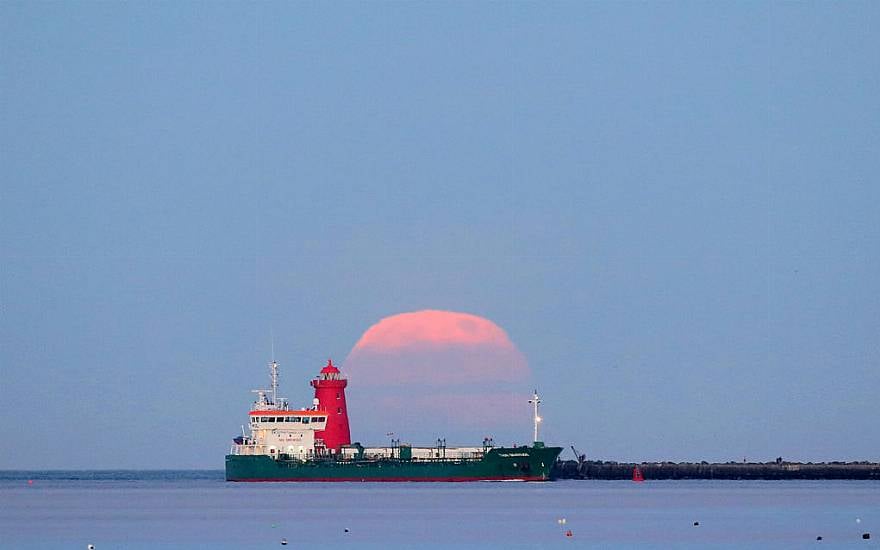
310, 359, 351, 452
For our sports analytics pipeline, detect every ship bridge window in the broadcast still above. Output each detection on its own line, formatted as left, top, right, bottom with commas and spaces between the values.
259, 417, 268, 422
291, 417, 301, 423
268, 417, 276, 422
302, 417, 310, 424
315, 417, 326, 423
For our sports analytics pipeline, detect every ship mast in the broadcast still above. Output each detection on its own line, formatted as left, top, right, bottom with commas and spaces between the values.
269, 359, 279, 405
528, 389, 542, 443
269, 330, 278, 405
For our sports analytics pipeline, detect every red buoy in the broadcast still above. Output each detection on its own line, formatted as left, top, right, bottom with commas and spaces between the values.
310, 359, 352, 452
632, 466, 644, 482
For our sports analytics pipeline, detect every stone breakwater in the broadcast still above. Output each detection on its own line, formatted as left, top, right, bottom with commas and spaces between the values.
553, 460, 880, 480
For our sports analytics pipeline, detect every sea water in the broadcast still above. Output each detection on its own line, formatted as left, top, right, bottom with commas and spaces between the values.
1, 471, 877, 549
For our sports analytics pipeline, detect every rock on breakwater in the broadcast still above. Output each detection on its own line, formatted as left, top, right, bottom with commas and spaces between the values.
553, 460, 880, 480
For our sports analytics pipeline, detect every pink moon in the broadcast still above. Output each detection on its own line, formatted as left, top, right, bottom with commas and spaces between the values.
343, 310, 532, 444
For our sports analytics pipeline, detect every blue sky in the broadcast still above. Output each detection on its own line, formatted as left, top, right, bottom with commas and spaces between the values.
1, 2, 878, 468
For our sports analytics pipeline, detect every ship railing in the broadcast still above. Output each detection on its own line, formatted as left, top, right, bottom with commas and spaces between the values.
408, 447, 485, 460
409, 454, 484, 462
333, 449, 486, 462
230, 443, 270, 456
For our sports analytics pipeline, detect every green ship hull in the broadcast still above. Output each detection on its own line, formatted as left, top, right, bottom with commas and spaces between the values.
226, 445, 562, 482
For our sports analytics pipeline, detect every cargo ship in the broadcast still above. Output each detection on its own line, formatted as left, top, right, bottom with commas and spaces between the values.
225, 358, 562, 481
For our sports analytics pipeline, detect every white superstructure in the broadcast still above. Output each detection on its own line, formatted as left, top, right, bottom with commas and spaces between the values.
230, 360, 328, 460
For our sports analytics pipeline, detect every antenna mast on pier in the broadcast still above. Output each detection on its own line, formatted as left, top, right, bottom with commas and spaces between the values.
528, 389, 542, 443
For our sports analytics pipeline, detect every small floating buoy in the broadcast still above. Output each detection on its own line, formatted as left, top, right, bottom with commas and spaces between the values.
557, 518, 566, 525
564, 530, 573, 538
693, 521, 699, 526
271, 524, 277, 529
280, 538, 288, 545
87, 545, 95, 550
856, 518, 861, 524
816, 536, 822, 541
863, 533, 871, 540
344, 528, 350, 533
